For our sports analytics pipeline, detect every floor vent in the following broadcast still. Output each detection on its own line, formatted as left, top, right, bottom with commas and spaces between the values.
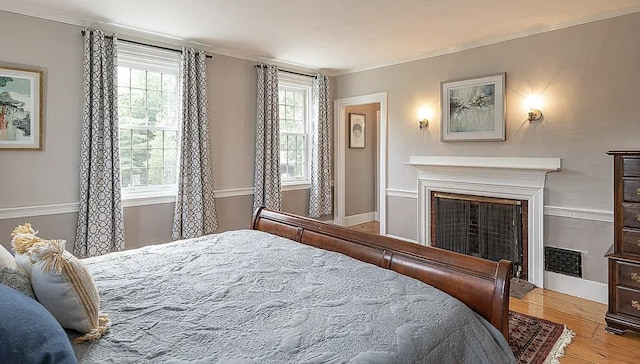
544, 247, 582, 277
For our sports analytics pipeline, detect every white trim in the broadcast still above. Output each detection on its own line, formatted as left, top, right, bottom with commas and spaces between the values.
407, 156, 561, 171
385, 188, 613, 223
544, 271, 608, 304
0, 203, 80, 219
544, 205, 613, 223
386, 233, 419, 244
213, 187, 254, 198
343, 212, 377, 227
386, 188, 418, 199
123, 194, 175, 207
0, 187, 257, 219
281, 183, 312, 192
334, 92, 388, 235
407, 156, 562, 288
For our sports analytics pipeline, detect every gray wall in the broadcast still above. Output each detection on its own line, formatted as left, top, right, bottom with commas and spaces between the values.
344, 103, 378, 217
334, 13, 640, 284
0, 11, 311, 251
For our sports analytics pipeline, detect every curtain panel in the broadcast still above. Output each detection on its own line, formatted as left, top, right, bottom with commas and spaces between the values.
253, 64, 282, 211
309, 74, 332, 217
75, 29, 125, 258
171, 48, 218, 240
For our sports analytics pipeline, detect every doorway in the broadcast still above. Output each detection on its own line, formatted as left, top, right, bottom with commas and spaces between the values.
333, 92, 388, 235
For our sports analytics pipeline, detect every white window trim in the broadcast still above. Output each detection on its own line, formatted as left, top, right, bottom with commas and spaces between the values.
278, 72, 313, 187
117, 42, 182, 200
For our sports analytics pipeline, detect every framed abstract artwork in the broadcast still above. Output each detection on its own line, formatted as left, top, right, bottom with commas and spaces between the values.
0, 66, 43, 150
349, 113, 365, 149
440, 73, 505, 142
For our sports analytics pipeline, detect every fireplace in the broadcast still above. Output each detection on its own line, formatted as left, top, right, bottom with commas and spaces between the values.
407, 156, 561, 287
431, 192, 528, 279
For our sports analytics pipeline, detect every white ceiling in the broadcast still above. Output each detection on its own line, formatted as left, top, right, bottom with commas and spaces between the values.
2, 0, 640, 75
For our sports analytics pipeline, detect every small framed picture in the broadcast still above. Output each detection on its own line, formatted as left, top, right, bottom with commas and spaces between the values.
441, 72, 505, 142
349, 113, 365, 149
0, 66, 44, 150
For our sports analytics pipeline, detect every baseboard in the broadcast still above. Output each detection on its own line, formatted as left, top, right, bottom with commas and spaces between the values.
386, 233, 419, 244
343, 212, 377, 227
543, 271, 608, 304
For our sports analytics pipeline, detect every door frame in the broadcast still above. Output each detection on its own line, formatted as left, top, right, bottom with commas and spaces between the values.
333, 92, 388, 234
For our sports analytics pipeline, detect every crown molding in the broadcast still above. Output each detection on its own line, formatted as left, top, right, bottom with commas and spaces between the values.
2, 3, 639, 77
332, 5, 640, 76
0, 6, 284, 67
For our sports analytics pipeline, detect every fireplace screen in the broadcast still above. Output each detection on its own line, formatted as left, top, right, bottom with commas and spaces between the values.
433, 193, 524, 277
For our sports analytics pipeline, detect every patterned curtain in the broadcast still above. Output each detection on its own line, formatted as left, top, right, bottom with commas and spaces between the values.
74, 29, 125, 258
171, 48, 218, 240
309, 74, 332, 217
253, 64, 282, 211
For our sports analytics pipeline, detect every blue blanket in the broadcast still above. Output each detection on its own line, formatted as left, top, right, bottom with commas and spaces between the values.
72, 229, 515, 363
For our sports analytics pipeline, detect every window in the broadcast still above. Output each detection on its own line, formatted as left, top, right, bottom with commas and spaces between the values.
278, 73, 312, 186
117, 44, 181, 198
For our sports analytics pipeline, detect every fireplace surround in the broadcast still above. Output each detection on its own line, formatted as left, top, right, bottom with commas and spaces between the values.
407, 156, 561, 287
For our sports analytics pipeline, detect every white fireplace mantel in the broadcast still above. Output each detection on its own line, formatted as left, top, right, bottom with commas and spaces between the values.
406, 156, 561, 288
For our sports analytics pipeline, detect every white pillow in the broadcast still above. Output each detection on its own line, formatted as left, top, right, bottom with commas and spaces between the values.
0, 244, 35, 298
28, 239, 110, 343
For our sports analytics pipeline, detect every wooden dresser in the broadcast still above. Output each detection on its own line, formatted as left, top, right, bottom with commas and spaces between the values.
605, 150, 640, 334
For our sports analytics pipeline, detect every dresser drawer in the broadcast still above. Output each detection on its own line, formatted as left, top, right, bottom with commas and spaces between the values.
623, 203, 640, 229
618, 261, 640, 289
617, 286, 640, 319
623, 157, 640, 177
624, 178, 640, 202
623, 229, 640, 256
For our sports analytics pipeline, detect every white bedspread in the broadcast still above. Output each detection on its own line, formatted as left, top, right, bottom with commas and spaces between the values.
72, 229, 515, 363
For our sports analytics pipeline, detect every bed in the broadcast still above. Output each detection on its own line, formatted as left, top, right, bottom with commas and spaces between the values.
71, 207, 515, 363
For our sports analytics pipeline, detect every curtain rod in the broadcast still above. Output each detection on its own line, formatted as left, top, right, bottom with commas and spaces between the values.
80, 31, 212, 59
254, 64, 316, 78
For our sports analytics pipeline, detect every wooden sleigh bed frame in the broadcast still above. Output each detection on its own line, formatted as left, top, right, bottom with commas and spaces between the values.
252, 207, 513, 340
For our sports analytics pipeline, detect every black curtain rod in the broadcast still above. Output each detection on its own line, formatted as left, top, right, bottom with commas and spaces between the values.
81, 31, 212, 59
280, 69, 317, 78
254, 64, 316, 78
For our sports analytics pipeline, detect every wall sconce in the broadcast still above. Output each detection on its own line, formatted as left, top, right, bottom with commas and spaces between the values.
418, 107, 433, 129
525, 95, 543, 122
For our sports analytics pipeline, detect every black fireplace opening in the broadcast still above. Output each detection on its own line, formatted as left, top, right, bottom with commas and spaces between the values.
432, 192, 527, 279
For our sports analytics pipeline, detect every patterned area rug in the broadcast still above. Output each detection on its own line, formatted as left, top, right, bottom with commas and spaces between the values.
509, 311, 575, 364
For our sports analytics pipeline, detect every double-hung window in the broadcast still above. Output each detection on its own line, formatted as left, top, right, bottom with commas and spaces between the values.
117, 43, 181, 199
278, 73, 312, 188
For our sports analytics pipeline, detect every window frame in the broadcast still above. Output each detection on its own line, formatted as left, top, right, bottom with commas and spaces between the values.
278, 72, 313, 189
116, 43, 182, 201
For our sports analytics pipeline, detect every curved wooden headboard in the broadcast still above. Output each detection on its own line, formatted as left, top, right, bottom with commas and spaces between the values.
251, 207, 513, 340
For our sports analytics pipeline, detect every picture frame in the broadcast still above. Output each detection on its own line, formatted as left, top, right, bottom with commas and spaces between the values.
349, 113, 365, 149
0, 66, 43, 150
440, 72, 505, 142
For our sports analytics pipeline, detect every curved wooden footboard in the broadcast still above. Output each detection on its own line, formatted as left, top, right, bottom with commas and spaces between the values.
252, 207, 513, 340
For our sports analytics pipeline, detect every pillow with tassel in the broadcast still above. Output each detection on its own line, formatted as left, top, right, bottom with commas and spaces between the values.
27, 238, 110, 344
10, 223, 43, 277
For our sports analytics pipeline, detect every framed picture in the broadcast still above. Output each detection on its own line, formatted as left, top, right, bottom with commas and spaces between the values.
349, 113, 365, 148
440, 73, 505, 142
0, 66, 43, 150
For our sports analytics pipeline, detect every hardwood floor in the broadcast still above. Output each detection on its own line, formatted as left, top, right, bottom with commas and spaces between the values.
348, 221, 640, 363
